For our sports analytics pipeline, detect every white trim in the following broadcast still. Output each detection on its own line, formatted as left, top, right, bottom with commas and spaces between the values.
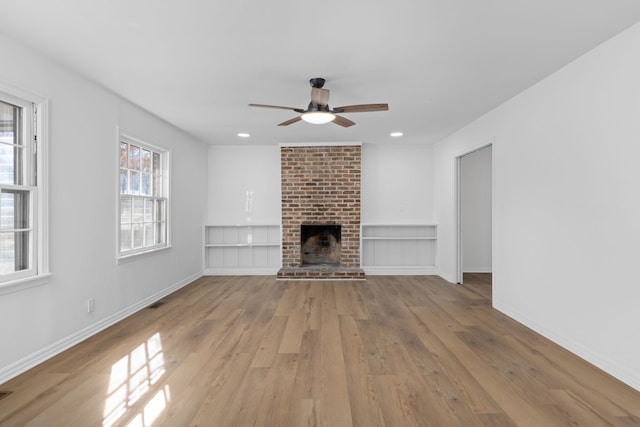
462, 267, 493, 273
0, 81, 47, 105
36, 99, 50, 276
455, 155, 463, 284
0, 272, 202, 385
454, 140, 494, 284
279, 141, 362, 147
116, 129, 171, 259
0, 272, 51, 296
116, 245, 173, 264
0, 84, 50, 289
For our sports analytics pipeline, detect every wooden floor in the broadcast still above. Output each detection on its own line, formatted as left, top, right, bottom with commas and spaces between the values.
1, 274, 639, 426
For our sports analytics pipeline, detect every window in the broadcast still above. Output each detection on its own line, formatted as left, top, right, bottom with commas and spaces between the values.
118, 133, 169, 258
0, 88, 48, 286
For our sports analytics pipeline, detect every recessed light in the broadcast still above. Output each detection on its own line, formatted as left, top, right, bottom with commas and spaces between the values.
390, 132, 403, 137
237, 133, 250, 138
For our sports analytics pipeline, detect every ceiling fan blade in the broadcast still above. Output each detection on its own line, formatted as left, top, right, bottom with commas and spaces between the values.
311, 88, 330, 106
249, 104, 304, 113
333, 103, 389, 113
332, 115, 356, 128
278, 116, 303, 126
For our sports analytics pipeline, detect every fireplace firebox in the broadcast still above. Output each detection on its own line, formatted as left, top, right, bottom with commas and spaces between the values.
301, 224, 341, 265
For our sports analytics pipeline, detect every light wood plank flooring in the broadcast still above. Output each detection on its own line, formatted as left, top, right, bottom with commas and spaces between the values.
1, 275, 639, 426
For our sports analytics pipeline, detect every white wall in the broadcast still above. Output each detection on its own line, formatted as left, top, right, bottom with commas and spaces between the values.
207, 145, 281, 224
0, 34, 208, 383
361, 144, 434, 223
206, 143, 435, 226
434, 21, 640, 390
461, 145, 492, 273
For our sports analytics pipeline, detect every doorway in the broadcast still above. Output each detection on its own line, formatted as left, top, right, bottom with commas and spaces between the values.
456, 144, 493, 286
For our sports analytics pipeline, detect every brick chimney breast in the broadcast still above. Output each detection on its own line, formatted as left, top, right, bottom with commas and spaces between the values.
278, 143, 363, 279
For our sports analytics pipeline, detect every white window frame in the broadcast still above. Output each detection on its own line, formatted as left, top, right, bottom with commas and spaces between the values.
117, 131, 170, 260
0, 83, 50, 294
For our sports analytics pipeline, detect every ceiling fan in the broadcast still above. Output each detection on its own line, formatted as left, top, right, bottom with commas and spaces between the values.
249, 78, 388, 127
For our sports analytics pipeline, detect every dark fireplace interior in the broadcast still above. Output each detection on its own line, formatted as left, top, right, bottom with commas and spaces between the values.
301, 224, 341, 266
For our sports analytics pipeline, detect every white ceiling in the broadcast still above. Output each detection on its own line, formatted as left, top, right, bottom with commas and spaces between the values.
2, 1, 640, 145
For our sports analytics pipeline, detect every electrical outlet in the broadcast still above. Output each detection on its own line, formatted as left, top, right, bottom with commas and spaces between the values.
87, 298, 95, 313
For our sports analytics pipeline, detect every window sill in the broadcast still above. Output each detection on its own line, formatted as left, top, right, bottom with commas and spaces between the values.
116, 245, 172, 264
0, 272, 52, 296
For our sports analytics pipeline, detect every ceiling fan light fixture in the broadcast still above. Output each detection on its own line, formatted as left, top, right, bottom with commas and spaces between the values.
249, 77, 388, 127
301, 111, 336, 125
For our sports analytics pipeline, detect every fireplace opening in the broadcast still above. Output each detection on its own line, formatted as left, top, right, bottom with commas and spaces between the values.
301, 224, 341, 266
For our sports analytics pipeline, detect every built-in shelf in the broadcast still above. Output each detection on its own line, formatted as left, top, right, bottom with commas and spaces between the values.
205, 243, 278, 247
361, 237, 436, 240
361, 224, 437, 275
204, 224, 281, 275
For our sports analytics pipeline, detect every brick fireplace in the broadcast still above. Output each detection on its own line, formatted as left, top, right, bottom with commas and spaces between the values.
277, 143, 365, 279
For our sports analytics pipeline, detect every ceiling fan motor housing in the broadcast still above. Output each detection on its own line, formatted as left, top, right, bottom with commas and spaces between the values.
309, 77, 326, 88
306, 103, 332, 113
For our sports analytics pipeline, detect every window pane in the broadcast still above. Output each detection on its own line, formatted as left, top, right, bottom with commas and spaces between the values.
130, 171, 140, 194
0, 101, 23, 185
0, 189, 30, 230
132, 224, 143, 248
120, 169, 128, 194
144, 223, 154, 246
120, 142, 128, 168
0, 145, 24, 185
120, 224, 132, 252
129, 145, 140, 170
132, 198, 144, 223
144, 199, 153, 222
141, 173, 151, 196
142, 149, 151, 173
120, 197, 132, 225
0, 230, 30, 274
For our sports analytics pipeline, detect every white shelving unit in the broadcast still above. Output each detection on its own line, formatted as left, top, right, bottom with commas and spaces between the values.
204, 224, 281, 275
361, 224, 437, 275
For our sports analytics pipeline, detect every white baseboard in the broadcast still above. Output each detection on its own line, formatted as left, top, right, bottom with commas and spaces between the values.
0, 271, 202, 385
463, 267, 492, 273
493, 299, 640, 393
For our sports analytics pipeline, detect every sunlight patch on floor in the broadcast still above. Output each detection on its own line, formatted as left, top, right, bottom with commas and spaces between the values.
103, 332, 170, 427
